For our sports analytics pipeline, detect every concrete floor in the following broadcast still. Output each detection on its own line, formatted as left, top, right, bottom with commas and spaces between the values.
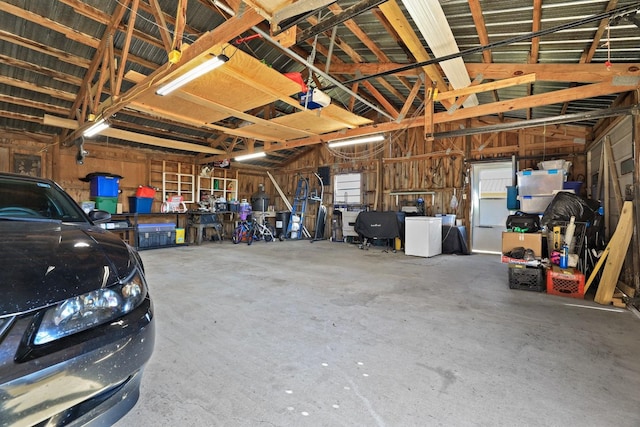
115, 239, 640, 426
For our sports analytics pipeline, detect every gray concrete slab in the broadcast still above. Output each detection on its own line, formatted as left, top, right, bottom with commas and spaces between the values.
116, 240, 640, 426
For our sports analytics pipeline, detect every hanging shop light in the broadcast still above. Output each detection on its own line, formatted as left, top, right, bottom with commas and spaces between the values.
82, 117, 109, 138
235, 152, 267, 161
156, 54, 229, 96
327, 134, 385, 148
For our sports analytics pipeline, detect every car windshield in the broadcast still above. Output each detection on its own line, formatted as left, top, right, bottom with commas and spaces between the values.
0, 177, 87, 222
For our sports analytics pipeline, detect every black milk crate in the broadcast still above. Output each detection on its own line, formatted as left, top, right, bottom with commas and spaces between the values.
508, 263, 545, 292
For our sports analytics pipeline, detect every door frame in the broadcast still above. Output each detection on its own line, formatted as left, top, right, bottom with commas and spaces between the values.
470, 160, 514, 254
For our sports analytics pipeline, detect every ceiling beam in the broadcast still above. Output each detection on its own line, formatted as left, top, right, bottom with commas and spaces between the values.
0, 75, 75, 102
0, 29, 91, 69
438, 74, 537, 100
338, 2, 640, 87
43, 114, 226, 154
0, 94, 68, 116
296, 0, 388, 43
60, 7, 265, 146
328, 3, 415, 95
148, 0, 173, 52
304, 14, 401, 114
463, 63, 640, 82
114, 0, 139, 97
378, 0, 450, 101
68, 0, 130, 130
469, 0, 492, 64
0, 0, 158, 70
246, 78, 639, 153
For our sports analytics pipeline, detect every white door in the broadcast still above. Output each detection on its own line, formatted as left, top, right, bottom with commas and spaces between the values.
470, 161, 513, 253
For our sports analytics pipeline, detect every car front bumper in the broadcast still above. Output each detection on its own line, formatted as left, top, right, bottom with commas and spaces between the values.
0, 297, 154, 427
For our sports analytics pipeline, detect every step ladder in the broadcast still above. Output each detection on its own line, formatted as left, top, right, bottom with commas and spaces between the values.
286, 176, 309, 239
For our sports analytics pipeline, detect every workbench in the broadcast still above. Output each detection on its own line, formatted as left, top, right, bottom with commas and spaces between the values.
187, 211, 224, 244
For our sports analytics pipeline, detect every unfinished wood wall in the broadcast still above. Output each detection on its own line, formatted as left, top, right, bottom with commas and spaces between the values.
1, 120, 589, 241
1, 139, 196, 213
263, 123, 588, 237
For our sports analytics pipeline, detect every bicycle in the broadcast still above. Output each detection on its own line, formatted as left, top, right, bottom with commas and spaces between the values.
232, 215, 275, 245
232, 220, 254, 245
250, 213, 275, 242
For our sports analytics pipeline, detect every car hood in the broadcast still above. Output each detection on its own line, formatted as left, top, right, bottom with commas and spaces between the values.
0, 221, 135, 316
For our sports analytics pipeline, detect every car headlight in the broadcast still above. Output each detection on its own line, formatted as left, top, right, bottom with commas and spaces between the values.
34, 269, 147, 345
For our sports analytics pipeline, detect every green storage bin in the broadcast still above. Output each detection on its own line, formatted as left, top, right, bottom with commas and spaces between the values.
92, 196, 118, 214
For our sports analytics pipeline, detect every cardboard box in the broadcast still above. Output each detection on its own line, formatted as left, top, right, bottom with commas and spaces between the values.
502, 231, 543, 257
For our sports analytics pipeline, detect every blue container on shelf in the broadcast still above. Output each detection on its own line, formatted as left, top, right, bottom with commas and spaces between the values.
563, 181, 582, 194
506, 185, 520, 210
90, 175, 120, 197
128, 197, 153, 213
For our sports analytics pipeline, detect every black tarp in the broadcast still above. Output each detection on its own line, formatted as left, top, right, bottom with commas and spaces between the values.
354, 211, 400, 239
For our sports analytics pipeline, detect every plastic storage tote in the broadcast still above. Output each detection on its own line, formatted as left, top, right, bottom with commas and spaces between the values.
90, 175, 120, 197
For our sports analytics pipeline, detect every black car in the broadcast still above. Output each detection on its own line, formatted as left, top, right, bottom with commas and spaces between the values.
0, 173, 154, 426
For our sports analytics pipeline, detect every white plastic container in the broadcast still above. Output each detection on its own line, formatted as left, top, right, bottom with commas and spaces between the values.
517, 170, 564, 196
436, 213, 456, 226
538, 160, 565, 170
81, 201, 95, 213
517, 195, 554, 214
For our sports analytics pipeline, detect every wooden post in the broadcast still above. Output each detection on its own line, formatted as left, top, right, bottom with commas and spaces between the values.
633, 90, 640, 294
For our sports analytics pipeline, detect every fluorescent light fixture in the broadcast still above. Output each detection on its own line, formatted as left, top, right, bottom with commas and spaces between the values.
156, 54, 229, 96
235, 152, 266, 161
83, 118, 109, 138
328, 134, 385, 148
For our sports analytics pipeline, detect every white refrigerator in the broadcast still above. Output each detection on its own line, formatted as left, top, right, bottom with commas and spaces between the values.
404, 217, 442, 257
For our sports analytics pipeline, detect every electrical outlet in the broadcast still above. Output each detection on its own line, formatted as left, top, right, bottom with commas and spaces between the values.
462, 194, 467, 200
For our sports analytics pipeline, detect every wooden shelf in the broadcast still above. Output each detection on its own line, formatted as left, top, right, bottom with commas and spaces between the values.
197, 175, 237, 202
197, 169, 238, 202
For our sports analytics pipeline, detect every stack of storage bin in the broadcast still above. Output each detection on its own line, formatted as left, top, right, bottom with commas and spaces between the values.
517, 169, 564, 214
129, 186, 155, 213
90, 175, 120, 213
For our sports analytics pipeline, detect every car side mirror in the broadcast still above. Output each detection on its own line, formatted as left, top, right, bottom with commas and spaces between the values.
89, 209, 112, 223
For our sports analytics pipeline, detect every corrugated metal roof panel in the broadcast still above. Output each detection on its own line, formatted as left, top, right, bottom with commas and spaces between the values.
0, 0, 639, 159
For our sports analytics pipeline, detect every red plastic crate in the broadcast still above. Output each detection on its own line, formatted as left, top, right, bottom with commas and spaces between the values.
546, 266, 585, 298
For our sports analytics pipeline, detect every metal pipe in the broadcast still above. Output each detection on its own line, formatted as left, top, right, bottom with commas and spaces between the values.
213, 0, 395, 121
325, 25, 338, 74
432, 105, 639, 139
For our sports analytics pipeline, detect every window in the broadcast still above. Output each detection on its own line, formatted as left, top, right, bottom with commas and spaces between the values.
334, 173, 361, 205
